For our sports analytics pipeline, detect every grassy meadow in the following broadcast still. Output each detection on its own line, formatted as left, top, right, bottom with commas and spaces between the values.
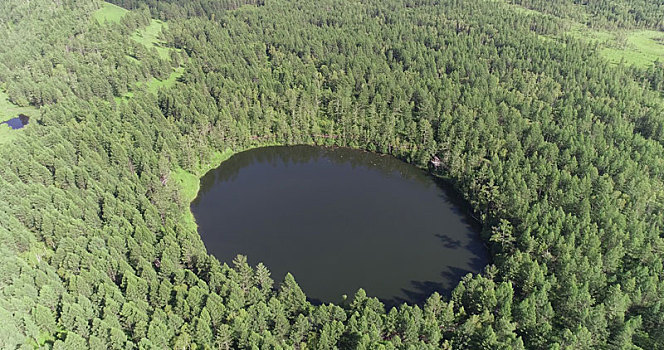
0, 90, 39, 145
92, 2, 127, 24
172, 149, 235, 231
506, 1, 664, 68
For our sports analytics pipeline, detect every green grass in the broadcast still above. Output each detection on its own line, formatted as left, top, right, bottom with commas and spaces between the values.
0, 90, 39, 145
115, 66, 184, 103
173, 149, 235, 203
0, 90, 38, 120
172, 149, 235, 231
93, 2, 128, 24
567, 23, 614, 42
114, 18, 183, 103
503, 1, 664, 68
125, 55, 139, 64
173, 168, 201, 205
600, 30, 664, 67
500, 1, 543, 16
570, 28, 664, 67
0, 124, 18, 144
147, 67, 185, 94
95, 5, 185, 105
131, 20, 172, 60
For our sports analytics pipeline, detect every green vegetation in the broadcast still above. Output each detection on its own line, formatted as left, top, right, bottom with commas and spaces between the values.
93, 1, 128, 23
0, 124, 18, 144
2, 0, 664, 348
0, 90, 38, 144
173, 149, 234, 203
113, 12, 183, 102
173, 149, 234, 232
507, 0, 664, 30
601, 30, 664, 67
568, 26, 664, 67
146, 66, 184, 93
506, 0, 664, 68
0, 90, 37, 121
131, 19, 173, 60
116, 66, 184, 102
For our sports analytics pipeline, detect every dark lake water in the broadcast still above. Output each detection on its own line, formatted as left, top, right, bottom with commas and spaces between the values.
192, 146, 488, 305
1, 114, 29, 129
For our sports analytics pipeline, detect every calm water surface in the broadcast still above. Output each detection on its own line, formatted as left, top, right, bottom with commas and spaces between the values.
1, 114, 29, 129
192, 146, 487, 305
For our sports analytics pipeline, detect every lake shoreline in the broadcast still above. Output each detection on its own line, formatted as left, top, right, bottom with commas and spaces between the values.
189, 145, 489, 304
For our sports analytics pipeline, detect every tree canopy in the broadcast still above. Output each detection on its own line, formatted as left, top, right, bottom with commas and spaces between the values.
1, 0, 663, 348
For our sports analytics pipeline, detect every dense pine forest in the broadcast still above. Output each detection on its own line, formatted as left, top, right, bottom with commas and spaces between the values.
1, 0, 664, 348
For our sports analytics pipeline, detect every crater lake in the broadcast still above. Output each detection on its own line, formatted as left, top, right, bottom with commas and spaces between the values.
191, 145, 488, 306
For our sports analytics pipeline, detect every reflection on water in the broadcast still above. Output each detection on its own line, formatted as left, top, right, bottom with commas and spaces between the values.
192, 145, 488, 306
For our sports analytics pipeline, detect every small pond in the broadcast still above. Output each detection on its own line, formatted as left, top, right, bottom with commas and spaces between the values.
192, 145, 488, 305
1, 114, 29, 130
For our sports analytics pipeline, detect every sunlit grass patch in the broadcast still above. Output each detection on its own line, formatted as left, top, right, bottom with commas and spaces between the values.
571, 27, 664, 67
172, 149, 235, 231
599, 30, 664, 67
0, 90, 39, 145
93, 2, 128, 24
131, 20, 172, 60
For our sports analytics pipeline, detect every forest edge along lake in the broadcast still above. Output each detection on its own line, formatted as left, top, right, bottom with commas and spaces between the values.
191, 146, 488, 306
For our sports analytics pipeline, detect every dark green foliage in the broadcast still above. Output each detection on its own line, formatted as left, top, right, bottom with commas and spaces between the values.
1, 0, 664, 349
509, 0, 664, 30
0, 1, 171, 108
